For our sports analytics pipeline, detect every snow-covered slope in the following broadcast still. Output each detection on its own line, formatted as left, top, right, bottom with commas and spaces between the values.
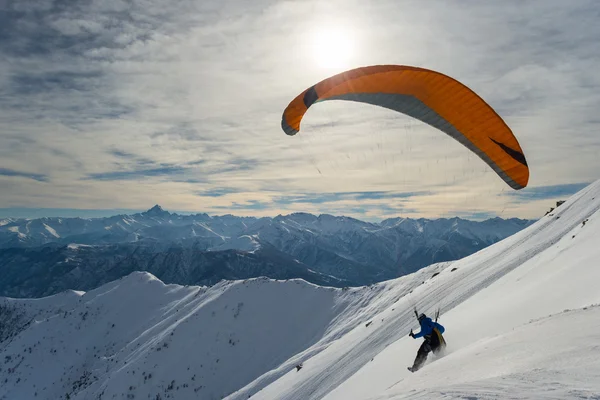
1, 181, 598, 400
0, 271, 431, 400
211, 234, 261, 252
247, 180, 600, 400
366, 305, 600, 399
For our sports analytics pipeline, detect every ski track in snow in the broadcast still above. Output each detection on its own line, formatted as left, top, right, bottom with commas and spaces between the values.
1, 180, 600, 400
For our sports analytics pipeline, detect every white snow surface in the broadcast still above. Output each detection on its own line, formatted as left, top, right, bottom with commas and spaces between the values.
1, 180, 600, 400
212, 234, 261, 252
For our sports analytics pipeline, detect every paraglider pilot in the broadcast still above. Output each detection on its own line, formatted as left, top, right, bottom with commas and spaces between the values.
408, 313, 445, 372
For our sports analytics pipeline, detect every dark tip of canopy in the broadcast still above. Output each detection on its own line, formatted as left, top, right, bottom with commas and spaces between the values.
489, 138, 528, 167
303, 86, 319, 109
281, 117, 298, 136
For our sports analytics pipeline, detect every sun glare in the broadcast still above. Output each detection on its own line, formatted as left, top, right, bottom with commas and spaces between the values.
311, 28, 355, 70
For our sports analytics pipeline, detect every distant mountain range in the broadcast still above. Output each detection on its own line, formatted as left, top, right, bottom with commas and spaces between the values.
0, 205, 535, 297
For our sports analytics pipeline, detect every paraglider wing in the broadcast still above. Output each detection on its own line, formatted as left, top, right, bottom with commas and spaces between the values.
281, 65, 529, 190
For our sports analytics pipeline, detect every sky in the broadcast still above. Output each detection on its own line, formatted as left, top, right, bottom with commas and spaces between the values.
1, 0, 599, 221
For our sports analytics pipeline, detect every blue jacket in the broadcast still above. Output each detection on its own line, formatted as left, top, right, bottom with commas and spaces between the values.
413, 317, 445, 339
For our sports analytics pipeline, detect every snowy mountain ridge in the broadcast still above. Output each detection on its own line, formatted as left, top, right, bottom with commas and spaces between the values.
0, 270, 423, 400
1, 180, 599, 399
0, 241, 346, 298
0, 207, 535, 297
0, 206, 533, 251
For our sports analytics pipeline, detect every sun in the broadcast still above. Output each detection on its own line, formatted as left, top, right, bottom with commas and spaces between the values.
311, 28, 355, 70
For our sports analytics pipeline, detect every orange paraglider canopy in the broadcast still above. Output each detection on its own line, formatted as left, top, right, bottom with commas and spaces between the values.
281, 65, 529, 190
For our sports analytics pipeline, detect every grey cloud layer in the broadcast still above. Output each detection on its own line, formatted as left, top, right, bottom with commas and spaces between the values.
1, 0, 598, 220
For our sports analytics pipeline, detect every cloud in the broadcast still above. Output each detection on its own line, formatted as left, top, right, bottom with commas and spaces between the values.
108, 149, 137, 159
197, 188, 240, 197
1, 0, 599, 221
213, 200, 269, 211
0, 167, 48, 182
10, 70, 104, 95
108, 149, 157, 166
0, 207, 144, 219
85, 165, 189, 181
453, 211, 503, 221
274, 191, 431, 205
505, 182, 592, 202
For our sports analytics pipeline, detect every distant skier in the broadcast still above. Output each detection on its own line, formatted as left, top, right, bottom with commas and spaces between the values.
407, 313, 446, 372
